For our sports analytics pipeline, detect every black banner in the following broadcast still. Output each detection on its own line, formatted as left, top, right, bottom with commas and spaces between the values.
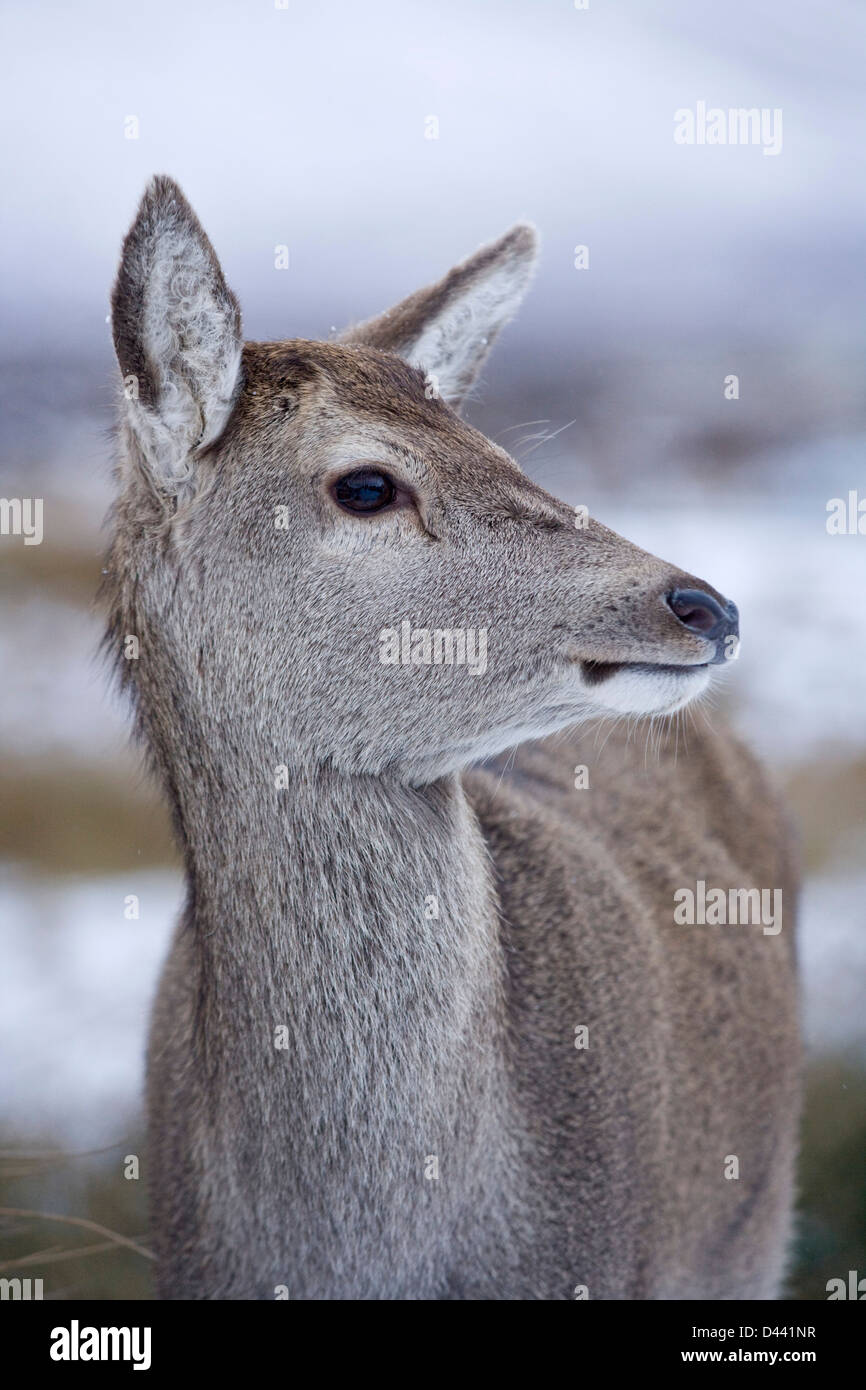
2, 1299, 860, 1375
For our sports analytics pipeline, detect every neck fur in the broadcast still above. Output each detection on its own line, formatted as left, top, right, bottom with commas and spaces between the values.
175, 763, 511, 1179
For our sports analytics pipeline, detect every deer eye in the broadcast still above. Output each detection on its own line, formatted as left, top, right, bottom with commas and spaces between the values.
333, 469, 397, 514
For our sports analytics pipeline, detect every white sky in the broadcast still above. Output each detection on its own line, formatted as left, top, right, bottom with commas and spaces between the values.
2, 0, 864, 353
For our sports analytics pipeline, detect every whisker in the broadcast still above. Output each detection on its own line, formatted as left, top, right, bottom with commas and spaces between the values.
519, 418, 578, 460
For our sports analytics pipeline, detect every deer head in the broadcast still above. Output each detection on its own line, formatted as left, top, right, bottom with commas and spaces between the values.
108, 176, 738, 784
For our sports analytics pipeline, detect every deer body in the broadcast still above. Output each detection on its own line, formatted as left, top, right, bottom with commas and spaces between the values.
107, 179, 800, 1300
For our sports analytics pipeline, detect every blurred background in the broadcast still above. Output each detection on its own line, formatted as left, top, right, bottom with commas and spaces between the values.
1, 0, 864, 1299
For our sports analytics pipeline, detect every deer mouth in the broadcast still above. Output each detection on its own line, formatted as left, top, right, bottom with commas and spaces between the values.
580, 659, 709, 686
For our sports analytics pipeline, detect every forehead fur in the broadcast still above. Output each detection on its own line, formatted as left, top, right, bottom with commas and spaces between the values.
223, 338, 539, 517
238, 339, 466, 437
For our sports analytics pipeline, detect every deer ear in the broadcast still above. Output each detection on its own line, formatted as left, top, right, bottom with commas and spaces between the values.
111, 176, 243, 495
342, 224, 538, 409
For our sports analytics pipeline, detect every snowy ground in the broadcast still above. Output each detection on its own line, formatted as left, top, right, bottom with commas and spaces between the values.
0, 870, 178, 1145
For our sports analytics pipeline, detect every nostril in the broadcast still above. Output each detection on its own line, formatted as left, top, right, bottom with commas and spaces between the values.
667, 588, 728, 637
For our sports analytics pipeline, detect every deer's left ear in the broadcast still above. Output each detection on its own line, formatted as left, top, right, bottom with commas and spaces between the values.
342, 224, 538, 410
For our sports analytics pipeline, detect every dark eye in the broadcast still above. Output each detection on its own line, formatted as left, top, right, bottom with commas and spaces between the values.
333, 469, 397, 514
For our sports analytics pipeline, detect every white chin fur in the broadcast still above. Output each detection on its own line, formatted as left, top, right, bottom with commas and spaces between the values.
588, 664, 712, 716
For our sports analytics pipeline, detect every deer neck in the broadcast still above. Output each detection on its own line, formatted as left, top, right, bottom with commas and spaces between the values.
176, 762, 511, 1160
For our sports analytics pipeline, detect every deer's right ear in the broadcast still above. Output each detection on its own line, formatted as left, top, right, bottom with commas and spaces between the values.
341, 224, 538, 411
111, 176, 243, 495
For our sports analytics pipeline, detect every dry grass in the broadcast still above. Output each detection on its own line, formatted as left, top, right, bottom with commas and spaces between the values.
0, 1131, 154, 1300
784, 759, 866, 875
0, 544, 104, 606
789, 1055, 866, 1300
0, 763, 177, 874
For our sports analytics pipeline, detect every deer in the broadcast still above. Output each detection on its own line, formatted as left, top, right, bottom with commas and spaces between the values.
104, 176, 801, 1300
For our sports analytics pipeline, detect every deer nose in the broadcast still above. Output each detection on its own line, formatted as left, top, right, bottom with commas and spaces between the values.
667, 588, 739, 658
